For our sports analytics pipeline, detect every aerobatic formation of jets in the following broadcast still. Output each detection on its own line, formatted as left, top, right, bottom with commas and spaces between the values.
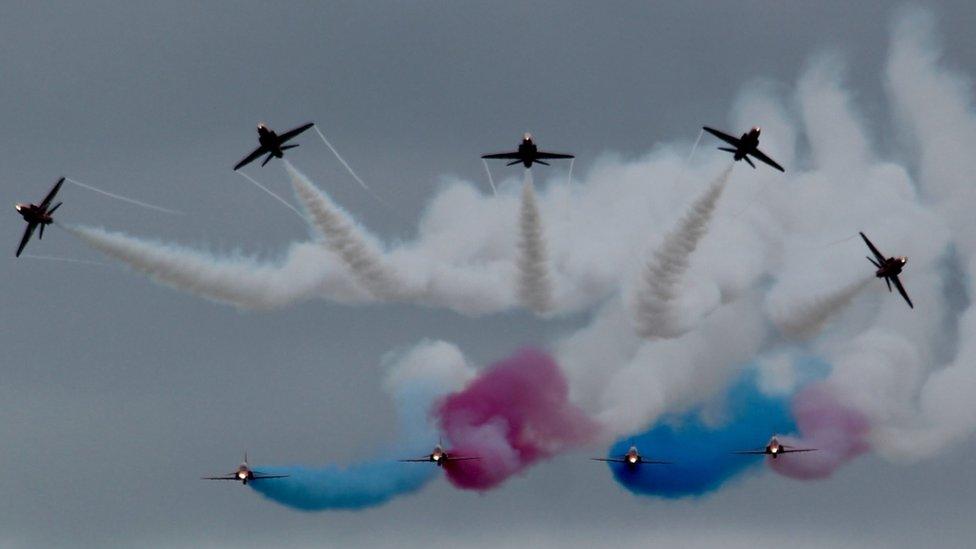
12, 120, 915, 489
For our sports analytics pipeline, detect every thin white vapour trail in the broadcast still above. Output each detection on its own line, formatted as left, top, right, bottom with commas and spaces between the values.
20, 253, 111, 267
482, 159, 498, 196
516, 170, 553, 314
634, 165, 734, 339
312, 124, 388, 206
235, 171, 306, 220
65, 177, 183, 215
672, 128, 705, 189
567, 158, 575, 186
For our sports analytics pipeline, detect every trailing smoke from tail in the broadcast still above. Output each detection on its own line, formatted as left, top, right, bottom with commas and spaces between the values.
285, 162, 403, 300
437, 348, 599, 490
634, 165, 734, 339
767, 275, 874, 339
65, 224, 370, 308
516, 171, 554, 314
604, 371, 795, 498
251, 340, 474, 510
768, 383, 870, 480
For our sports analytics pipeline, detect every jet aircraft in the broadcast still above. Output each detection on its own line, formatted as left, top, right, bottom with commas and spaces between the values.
703, 126, 785, 172
202, 452, 289, 485
733, 435, 816, 459
861, 231, 913, 309
592, 446, 672, 467
15, 177, 64, 257
234, 122, 314, 170
398, 441, 479, 467
481, 133, 574, 168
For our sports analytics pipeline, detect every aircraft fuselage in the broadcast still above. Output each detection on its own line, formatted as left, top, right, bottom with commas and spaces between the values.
876, 257, 907, 279
257, 125, 285, 158
733, 127, 762, 159
15, 204, 53, 226
516, 137, 538, 168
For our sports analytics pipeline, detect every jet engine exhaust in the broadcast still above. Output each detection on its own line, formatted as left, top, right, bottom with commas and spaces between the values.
285, 161, 403, 300
516, 170, 554, 315
633, 165, 734, 339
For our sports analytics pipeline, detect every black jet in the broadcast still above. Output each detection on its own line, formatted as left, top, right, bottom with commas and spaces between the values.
233, 122, 314, 170
202, 452, 288, 485
592, 445, 672, 468
733, 435, 817, 459
861, 231, 913, 309
703, 126, 785, 172
398, 441, 479, 468
14, 177, 64, 257
482, 133, 574, 168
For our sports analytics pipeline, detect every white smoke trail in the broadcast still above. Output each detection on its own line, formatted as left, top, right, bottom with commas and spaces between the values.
65, 224, 371, 308
285, 162, 403, 300
516, 170, 553, 314
767, 275, 874, 340
65, 177, 182, 215
566, 158, 575, 186
481, 159, 497, 196
633, 164, 734, 339
235, 171, 306, 220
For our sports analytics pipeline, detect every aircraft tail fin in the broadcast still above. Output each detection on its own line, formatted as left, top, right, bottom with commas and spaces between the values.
718, 147, 737, 153
39, 224, 45, 240
506, 160, 522, 166
885, 277, 892, 292
867, 256, 881, 268
261, 153, 274, 167
281, 144, 300, 151
744, 156, 756, 168
535, 159, 550, 166
48, 202, 62, 215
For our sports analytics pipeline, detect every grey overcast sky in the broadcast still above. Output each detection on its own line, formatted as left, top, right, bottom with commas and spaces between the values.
3, 2, 976, 547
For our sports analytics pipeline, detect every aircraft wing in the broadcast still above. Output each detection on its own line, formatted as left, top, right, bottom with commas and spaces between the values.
397, 458, 432, 463
201, 474, 239, 480
749, 149, 785, 172
251, 473, 290, 480
482, 151, 521, 159
234, 146, 269, 170
443, 456, 480, 462
535, 151, 575, 159
860, 232, 886, 264
780, 448, 818, 454
591, 457, 627, 463
278, 122, 315, 143
703, 126, 741, 147
639, 459, 673, 465
16, 223, 36, 257
732, 450, 767, 455
891, 275, 914, 309
40, 178, 65, 209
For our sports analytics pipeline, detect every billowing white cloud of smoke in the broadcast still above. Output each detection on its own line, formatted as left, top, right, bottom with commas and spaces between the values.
69, 9, 976, 465
560, 9, 972, 460
516, 171, 554, 314
632, 165, 733, 339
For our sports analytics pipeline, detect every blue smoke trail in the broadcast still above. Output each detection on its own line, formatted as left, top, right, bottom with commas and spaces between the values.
248, 382, 442, 510
604, 370, 798, 498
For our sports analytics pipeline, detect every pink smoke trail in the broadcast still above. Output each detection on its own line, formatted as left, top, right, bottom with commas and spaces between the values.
769, 383, 871, 480
436, 348, 599, 490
